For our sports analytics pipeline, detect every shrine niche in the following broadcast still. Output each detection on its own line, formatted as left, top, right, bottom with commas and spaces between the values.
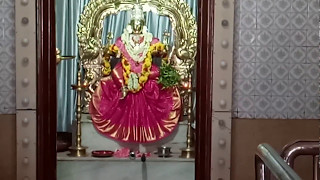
71, 0, 197, 158
37, 0, 215, 179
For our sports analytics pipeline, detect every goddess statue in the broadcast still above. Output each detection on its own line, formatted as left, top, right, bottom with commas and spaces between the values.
89, 4, 181, 143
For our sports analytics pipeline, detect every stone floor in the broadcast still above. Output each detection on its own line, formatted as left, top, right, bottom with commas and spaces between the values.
57, 152, 195, 180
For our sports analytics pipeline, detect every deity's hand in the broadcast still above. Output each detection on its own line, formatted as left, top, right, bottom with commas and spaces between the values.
159, 49, 168, 58
101, 57, 111, 76
104, 44, 119, 58
151, 43, 168, 58
116, 51, 121, 58
104, 48, 112, 57
120, 86, 128, 100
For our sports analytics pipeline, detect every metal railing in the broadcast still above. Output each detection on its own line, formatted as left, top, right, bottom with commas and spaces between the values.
255, 143, 301, 180
281, 140, 319, 180
255, 141, 320, 180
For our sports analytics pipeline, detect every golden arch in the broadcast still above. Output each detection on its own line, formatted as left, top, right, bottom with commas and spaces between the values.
78, 0, 197, 63
77, 0, 197, 108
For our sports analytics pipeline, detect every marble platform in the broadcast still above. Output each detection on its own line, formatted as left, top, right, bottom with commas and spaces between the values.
58, 115, 195, 180
57, 152, 195, 180
79, 114, 190, 153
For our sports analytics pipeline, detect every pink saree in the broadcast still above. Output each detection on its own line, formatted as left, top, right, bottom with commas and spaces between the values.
89, 38, 181, 143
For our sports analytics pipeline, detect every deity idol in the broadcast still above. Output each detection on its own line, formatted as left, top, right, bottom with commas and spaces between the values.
89, 4, 181, 143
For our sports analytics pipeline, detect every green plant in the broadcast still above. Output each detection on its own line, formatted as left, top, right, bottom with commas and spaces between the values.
158, 64, 181, 88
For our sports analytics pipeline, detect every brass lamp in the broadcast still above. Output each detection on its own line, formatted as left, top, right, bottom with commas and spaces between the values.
55, 47, 87, 156
180, 74, 195, 158
68, 59, 88, 157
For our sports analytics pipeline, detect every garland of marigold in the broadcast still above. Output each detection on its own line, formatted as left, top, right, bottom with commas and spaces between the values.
102, 45, 119, 76
122, 42, 165, 93
103, 42, 167, 93
121, 50, 152, 93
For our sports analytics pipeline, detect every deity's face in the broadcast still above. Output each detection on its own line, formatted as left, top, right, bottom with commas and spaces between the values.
130, 19, 144, 34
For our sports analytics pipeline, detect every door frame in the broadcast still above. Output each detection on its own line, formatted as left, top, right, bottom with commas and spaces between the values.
36, 0, 214, 179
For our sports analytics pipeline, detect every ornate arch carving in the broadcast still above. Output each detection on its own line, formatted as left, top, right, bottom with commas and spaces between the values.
77, 0, 197, 108
78, 0, 197, 62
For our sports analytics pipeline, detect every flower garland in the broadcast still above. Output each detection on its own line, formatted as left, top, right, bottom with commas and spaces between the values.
102, 42, 166, 93
102, 45, 119, 76
122, 42, 165, 93
121, 25, 153, 63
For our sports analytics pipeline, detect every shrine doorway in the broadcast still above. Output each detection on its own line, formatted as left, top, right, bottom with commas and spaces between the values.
36, 0, 214, 180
